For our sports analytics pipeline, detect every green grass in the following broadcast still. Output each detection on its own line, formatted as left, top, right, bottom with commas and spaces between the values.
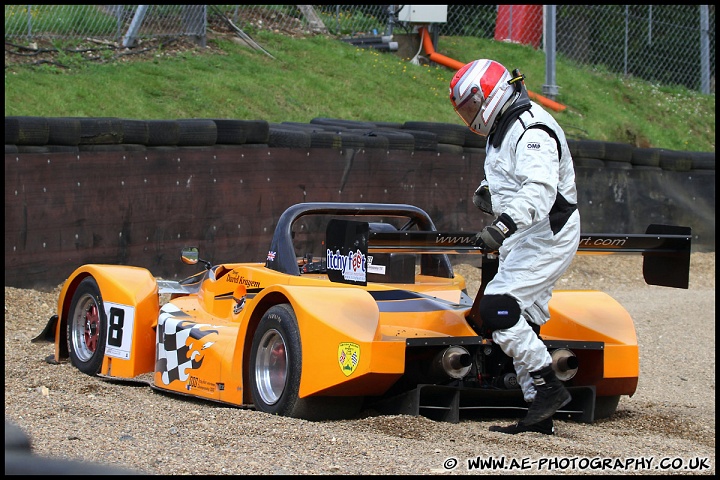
4, 32, 715, 152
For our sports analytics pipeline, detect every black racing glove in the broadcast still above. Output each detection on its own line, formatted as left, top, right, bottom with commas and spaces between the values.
479, 213, 518, 251
472, 184, 493, 215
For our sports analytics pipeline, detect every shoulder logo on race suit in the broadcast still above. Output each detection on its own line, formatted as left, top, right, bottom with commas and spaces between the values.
527, 142, 541, 150
338, 342, 360, 377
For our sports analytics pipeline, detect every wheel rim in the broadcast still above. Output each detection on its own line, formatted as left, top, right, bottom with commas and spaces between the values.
254, 328, 288, 405
71, 294, 101, 362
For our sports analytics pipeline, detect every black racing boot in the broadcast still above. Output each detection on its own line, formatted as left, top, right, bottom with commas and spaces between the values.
521, 365, 572, 426
489, 417, 554, 435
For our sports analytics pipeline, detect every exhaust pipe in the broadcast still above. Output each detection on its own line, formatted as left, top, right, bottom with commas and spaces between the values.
551, 348, 579, 381
432, 346, 472, 380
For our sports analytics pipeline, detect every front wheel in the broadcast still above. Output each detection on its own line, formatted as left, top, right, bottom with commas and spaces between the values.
67, 277, 107, 375
249, 303, 363, 421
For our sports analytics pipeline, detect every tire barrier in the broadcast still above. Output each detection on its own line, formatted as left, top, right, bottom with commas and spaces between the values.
5, 116, 713, 172
4, 116, 714, 289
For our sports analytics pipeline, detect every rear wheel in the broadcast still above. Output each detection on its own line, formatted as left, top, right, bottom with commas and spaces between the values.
67, 277, 107, 375
249, 303, 362, 420
594, 395, 621, 420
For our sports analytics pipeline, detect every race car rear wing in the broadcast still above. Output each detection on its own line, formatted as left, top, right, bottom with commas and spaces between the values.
365, 223, 691, 289
267, 202, 690, 289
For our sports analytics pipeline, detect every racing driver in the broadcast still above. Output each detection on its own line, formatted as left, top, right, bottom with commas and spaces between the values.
449, 59, 581, 434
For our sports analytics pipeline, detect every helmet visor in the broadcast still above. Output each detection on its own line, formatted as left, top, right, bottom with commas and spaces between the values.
453, 91, 485, 131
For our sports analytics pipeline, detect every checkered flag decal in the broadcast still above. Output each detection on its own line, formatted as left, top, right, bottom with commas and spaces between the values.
156, 304, 219, 385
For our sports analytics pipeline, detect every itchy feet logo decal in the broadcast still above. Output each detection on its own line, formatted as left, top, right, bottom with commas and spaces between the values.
338, 342, 360, 377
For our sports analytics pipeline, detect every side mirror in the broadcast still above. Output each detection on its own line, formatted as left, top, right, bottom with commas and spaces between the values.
181, 247, 199, 265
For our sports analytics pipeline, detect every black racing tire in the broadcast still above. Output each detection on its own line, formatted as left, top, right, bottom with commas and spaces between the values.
594, 395, 621, 420
249, 304, 362, 421
66, 277, 107, 376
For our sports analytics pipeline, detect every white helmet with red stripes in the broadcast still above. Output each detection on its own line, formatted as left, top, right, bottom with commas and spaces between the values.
449, 59, 516, 137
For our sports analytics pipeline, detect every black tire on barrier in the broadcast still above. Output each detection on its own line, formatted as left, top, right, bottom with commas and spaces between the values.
177, 119, 218, 146
16, 145, 52, 153
403, 121, 467, 146
5, 117, 20, 144
16, 145, 78, 154
9, 116, 49, 145
308, 131, 342, 149
145, 120, 180, 146
400, 129, 438, 151
310, 117, 376, 130
463, 146, 486, 156
631, 147, 661, 167
603, 160, 633, 169
373, 129, 415, 151
337, 132, 365, 150
242, 120, 270, 144
603, 141, 633, 163
268, 126, 312, 148
121, 119, 149, 144
46, 117, 82, 145
436, 143, 465, 154
566, 139, 580, 157
464, 128, 487, 148
576, 139, 605, 159
691, 151, 715, 170
212, 119, 248, 144
659, 149, 692, 172
358, 133, 389, 150
77, 117, 124, 145
372, 121, 403, 129
573, 157, 605, 168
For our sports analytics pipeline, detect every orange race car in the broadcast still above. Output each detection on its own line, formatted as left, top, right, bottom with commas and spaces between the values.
35, 202, 691, 423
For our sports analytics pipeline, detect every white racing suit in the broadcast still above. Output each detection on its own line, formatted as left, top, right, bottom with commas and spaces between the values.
480, 101, 581, 402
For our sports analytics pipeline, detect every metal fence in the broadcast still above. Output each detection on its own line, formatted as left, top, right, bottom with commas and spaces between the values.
4, 5, 715, 94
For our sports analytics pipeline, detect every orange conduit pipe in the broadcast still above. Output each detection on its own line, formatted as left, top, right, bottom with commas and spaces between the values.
418, 26, 566, 112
